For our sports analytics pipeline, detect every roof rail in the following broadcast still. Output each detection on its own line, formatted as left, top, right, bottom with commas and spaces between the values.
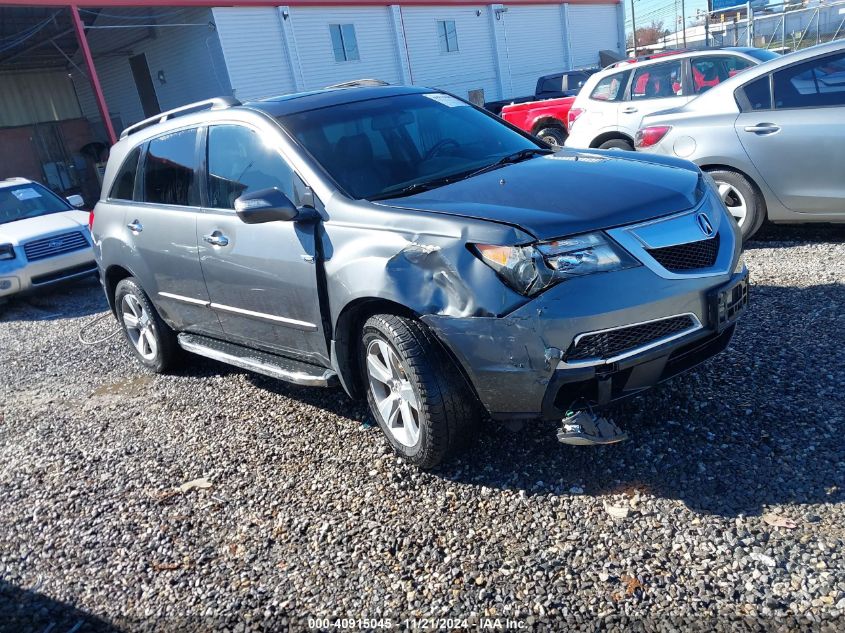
119, 96, 241, 140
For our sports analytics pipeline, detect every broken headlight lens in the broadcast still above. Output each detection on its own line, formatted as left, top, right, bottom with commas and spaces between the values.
473, 232, 638, 296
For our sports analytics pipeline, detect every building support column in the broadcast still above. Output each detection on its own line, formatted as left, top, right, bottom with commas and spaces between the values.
561, 3, 574, 70
70, 5, 116, 145
488, 4, 511, 100
389, 5, 412, 85
277, 6, 304, 91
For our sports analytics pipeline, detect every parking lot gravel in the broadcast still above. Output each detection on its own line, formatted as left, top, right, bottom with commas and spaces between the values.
1, 224, 844, 632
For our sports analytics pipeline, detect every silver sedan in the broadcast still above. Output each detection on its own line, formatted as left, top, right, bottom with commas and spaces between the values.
635, 39, 845, 239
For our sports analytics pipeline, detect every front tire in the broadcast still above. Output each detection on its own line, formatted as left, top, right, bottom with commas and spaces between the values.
360, 314, 478, 469
115, 277, 179, 373
706, 169, 765, 240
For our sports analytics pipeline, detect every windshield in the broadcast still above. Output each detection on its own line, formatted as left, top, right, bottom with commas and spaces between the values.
0, 183, 71, 225
278, 92, 542, 200
744, 48, 781, 63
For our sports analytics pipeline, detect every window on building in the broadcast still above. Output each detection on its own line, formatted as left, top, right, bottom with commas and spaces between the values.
109, 146, 141, 201
206, 125, 296, 210
330, 24, 359, 62
773, 51, 845, 109
437, 20, 458, 53
142, 129, 199, 207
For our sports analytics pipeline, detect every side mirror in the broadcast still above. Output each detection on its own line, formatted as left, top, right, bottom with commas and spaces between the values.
67, 194, 85, 208
234, 188, 299, 224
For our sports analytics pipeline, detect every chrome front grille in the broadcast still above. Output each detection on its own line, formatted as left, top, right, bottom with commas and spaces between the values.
646, 235, 720, 272
24, 231, 89, 261
564, 314, 700, 364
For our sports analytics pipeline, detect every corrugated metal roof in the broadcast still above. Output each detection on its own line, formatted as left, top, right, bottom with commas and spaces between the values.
0, 70, 81, 126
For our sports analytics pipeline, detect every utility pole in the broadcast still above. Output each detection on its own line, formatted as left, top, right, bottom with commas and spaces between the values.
630, 0, 637, 56
681, 0, 687, 47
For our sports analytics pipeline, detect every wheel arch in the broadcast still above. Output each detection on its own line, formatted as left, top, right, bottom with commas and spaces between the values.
530, 116, 567, 135
589, 130, 634, 148
699, 163, 769, 221
104, 264, 134, 315
331, 297, 481, 411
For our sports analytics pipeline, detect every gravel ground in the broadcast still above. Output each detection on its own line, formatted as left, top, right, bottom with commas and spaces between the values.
1, 224, 843, 632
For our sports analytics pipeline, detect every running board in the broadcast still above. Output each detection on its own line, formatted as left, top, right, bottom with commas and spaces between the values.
177, 333, 337, 387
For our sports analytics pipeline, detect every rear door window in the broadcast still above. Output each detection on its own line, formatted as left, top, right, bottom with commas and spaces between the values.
109, 146, 141, 201
141, 128, 200, 207
631, 60, 684, 100
589, 71, 630, 102
773, 51, 845, 109
691, 56, 754, 94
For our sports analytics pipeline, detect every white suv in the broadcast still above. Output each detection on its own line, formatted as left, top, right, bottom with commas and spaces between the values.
565, 48, 778, 151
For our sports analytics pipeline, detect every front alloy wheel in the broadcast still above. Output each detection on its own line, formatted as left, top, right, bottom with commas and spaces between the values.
366, 339, 421, 448
360, 314, 479, 469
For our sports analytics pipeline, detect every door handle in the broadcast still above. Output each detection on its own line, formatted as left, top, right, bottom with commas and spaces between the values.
203, 231, 230, 247
744, 123, 780, 135
126, 220, 143, 233
622, 106, 638, 114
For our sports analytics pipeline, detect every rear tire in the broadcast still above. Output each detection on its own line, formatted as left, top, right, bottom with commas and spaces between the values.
598, 138, 634, 151
360, 314, 479, 469
535, 125, 567, 148
706, 169, 765, 240
115, 277, 179, 373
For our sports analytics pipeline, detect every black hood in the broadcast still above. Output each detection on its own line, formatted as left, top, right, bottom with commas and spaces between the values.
380, 150, 703, 240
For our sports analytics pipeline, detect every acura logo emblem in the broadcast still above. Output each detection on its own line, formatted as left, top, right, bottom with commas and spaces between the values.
696, 212, 715, 237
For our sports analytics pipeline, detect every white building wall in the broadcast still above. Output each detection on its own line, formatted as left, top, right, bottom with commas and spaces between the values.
502, 5, 569, 97
289, 6, 404, 90
568, 4, 623, 68
73, 8, 231, 132
401, 5, 501, 101
212, 7, 296, 100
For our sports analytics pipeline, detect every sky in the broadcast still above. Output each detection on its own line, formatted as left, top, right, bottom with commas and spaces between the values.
623, 0, 711, 36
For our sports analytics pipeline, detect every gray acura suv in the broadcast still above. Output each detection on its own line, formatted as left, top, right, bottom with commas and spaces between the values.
92, 86, 748, 468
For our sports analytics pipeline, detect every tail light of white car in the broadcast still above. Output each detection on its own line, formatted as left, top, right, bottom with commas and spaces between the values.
88, 209, 95, 231
635, 125, 672, 149
567, 107, 585, 131
0, 244, 15, 260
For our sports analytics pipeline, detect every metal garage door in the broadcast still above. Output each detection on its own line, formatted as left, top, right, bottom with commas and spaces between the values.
501, 5, 568, 97
568, 5, 622, 69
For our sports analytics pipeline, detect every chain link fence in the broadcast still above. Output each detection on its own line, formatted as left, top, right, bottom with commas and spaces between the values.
707, 1, 845, 51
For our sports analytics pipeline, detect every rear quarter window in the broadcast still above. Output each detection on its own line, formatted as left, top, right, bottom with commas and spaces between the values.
739, 75, 772, 111
108, 146, 141, 201
590, 71, 630, 102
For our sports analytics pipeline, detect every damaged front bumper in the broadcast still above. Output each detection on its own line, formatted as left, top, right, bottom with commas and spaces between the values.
423, 265, 748, 421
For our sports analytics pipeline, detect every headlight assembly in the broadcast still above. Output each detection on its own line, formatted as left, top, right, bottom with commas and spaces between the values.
473, 231, 639, 296
0, 244, 15, 261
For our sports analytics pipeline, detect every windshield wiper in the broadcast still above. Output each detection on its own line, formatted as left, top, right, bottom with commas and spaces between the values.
369, 173, 469, 201
465, 148, 554, 179
368, 148, 553, 201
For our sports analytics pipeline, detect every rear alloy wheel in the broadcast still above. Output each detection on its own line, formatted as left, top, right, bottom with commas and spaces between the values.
598, 138, 634, 151
707, 169, 764, 240
360, 314, 478, 469
115, 277, 179, 373
535, 126, 566, 148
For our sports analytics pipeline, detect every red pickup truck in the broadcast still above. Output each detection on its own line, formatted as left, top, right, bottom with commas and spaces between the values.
500, 96, 577, 147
